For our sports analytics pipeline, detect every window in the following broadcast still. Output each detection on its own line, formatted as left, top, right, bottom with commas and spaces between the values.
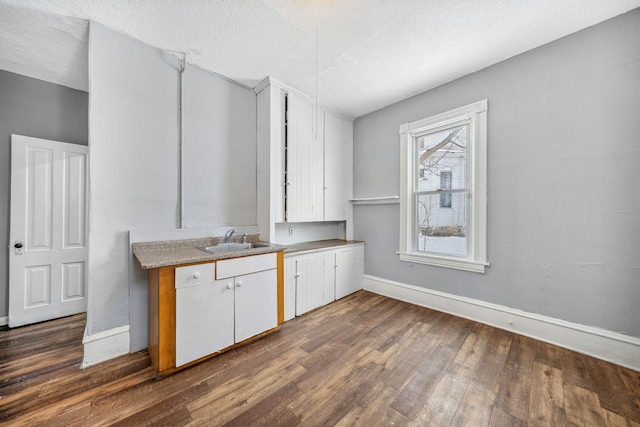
399, 100, 488, 273
439, 171, 452, 208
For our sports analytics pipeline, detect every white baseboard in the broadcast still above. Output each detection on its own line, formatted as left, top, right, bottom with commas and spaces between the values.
0, 316, 7, 327
82, 324, 130, 368
363, 274, 640, 371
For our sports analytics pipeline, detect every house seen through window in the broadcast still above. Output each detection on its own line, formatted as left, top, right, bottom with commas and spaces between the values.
416, 125, 466, 256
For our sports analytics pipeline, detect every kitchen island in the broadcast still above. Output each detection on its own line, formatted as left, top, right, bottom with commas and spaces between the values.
133, 235, 285, 376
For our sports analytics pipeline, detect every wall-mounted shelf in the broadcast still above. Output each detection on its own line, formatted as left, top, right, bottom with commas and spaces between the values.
350, 196, 400, 205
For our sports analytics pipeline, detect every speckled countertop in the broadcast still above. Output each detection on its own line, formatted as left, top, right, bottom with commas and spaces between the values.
133, 234, 285, 269
283, 239, 365, 254
133, 236, 364, 269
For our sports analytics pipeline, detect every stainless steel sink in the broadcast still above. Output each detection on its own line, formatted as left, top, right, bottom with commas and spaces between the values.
198, 242, 271, 254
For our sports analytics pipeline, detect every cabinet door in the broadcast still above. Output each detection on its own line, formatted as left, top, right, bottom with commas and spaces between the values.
294, 254, 325, 316
321, 251, 337, 305
324, 111, 346, 221
175, 279, 234, 367
235, 269, 278, 343
287, 93, 324, 222
334, 246, 364, 300
283, 257, 297, 321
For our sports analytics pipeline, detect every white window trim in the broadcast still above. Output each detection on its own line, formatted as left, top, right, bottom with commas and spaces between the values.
398, 100, 489, 274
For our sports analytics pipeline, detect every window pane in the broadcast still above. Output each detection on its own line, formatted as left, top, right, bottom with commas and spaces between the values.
417, 192, 467, 256
440, 171, 452, 207
416, 124, 467, 193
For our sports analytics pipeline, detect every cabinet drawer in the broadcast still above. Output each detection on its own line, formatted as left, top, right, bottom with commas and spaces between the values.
175, 263, 216, 289
216, 253, 277, 279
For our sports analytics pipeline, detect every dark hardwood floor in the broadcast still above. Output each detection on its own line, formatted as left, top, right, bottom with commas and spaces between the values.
1, 291, 639, 426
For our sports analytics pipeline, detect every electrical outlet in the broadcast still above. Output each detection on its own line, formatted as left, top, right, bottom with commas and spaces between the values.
288, 227, 294, 236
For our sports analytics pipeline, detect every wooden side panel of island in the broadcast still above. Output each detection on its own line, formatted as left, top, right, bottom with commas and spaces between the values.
148, 266, 176, 374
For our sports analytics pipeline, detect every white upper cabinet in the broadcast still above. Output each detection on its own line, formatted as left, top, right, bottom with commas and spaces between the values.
256, 78, 353, 239
286, 93, 324, 222
324, 110, 348, 221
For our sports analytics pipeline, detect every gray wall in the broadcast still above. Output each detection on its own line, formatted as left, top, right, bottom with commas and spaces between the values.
0, 70, 88, 319
353, 9, 640, 338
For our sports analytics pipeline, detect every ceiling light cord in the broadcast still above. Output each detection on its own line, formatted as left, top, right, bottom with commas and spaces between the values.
314, 0, 319, 139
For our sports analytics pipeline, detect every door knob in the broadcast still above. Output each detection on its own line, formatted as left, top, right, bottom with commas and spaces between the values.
226, 283, 233, 289
236, 281, 243, 287
14, 242, 23, 249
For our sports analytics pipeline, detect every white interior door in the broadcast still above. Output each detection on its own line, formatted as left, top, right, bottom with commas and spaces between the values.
9, 135, 89, 328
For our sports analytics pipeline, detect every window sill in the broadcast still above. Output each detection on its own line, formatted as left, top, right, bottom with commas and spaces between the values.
398, 252, 488, 274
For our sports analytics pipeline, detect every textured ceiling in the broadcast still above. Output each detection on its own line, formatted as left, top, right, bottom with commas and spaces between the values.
1, 0, 639, 118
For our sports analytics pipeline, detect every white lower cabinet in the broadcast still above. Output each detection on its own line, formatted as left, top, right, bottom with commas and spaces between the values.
175, 253, 277, 367
293, 253, 331, 316
334, 246, 364, 300
283, 256, 297, 321
175, 276, 234, 367
284, 244, 364, 318
234, 269, 278, 342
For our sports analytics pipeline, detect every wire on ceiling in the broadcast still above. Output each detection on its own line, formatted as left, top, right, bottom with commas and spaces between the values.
314, 0, 319, 139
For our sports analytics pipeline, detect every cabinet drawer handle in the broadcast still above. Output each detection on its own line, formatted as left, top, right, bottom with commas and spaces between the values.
192, 272, 200, 279
226, 283, 233, 289
236, 281, 243, 287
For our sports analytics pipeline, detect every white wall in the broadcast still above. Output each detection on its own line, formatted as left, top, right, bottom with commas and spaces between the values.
183, 65, 257, 228
128, 65, 258, 352
89, 26, 259, 355
87, 23, 180, 338
353, 9, 640, 339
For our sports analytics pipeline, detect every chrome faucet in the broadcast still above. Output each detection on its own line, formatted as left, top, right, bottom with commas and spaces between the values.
224, 229, 236, 243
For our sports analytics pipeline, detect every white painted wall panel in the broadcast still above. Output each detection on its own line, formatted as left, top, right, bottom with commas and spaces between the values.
182, 65, 256, 229
88, 22, 180, 335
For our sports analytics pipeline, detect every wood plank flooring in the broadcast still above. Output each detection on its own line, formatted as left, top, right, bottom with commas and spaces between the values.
1, 290, 639, 426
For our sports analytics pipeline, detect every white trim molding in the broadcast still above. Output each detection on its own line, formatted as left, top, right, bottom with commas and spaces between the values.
82, 324, 130, 368
363, 274, 640, 371
0, 316, 7, 327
